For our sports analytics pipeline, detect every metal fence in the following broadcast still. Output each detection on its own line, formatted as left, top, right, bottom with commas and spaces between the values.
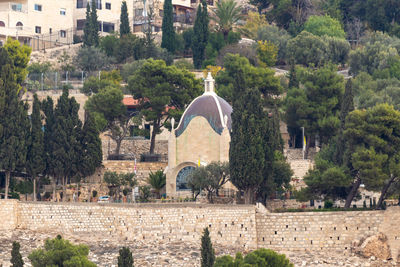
26, 71, 103, 91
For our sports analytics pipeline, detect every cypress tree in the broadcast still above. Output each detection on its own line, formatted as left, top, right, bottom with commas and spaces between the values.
192, 0, 209, 69
0, 48, 29, 200
120, 1, 131, 37
80, 113, 102, 178
90, 0, 100, 47
161, 0, 175, 53
118, 247, 134, 267
200, 227, 215, 267
83, 3, 92, 46
10, 241, 23, 267
42, 96, 57, 201
229, 69, 265, 204
334, 78, 354, 165
26, 94, 45, 202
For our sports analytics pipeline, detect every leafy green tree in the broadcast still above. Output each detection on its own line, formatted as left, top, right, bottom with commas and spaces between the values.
192, 0, 209, 69
28, 235, 96, 267
256, 25, 291, 64
201, 227, 215, 267
161, 0, 175, 53
148, 170, 166, 199
104, 171, 136, 199
100, 33, 120, 57
81, 75, 119, 96
80, 113, 102, 178
0, 48, 29, 199
116, 34, 146, 63
3, 38, 31, 86
120, 1, 131, 37
256, 40, 278, 67
121, 60, 147, 82
11, 241, 24, 267
212, 0, 243, 40
215, 248, 293, 267
76, 46, 109, 72
26, 94, 45, 201
27, 62, 52, 75
344, 104, 400, 208
284, 65, 344, 153
287, 31, 327, 67
85, 86, 129, 155
323, 36, 350, 65
304, 15, 346, 39
127, 59, 202, 154
188, 162, 230, 203
118, 247, 134, 267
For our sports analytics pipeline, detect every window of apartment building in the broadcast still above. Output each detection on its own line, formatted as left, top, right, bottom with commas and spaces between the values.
60, 30, 66, 38
159, 10, 163, 17
16, 21, 23, 30
106, 2, 111, 9
11, 4, 23, 12
77, 0, 85, 8
77, 19, 86, 30
135, 9, 143, 17
49, 28, 52, 34
35, 26, 41, 34
0, 21, 5, 27
34, 4, 42, 11
94, 0, 102, 10
60, 8, 66, 15
102, 22, 114, 32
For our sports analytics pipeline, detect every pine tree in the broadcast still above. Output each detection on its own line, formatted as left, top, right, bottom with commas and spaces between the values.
161, 0, 175, 53
0, 48, 29, 200
120, 1, 131, 37
192, 0, 209, 69
334, 78, 354, 165
83, 3, 92, 46
229, 69, 265, 204
10, 241, 24, 267
201, 227, 215, 267
118, 247, 134, 267
90, 0, 100, 47
26, 94, 45, 202
80, 113, 102, 178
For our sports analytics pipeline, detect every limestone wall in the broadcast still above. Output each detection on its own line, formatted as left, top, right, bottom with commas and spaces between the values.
256, 210, 384, 253
1, 200, 400, 258
15, 202, 257, 250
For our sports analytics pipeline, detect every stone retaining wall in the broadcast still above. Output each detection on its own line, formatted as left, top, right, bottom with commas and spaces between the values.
1, 200, 399, 258
101, 139, 168, 161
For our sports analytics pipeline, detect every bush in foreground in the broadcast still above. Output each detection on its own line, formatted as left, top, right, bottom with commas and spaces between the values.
215, 248, 293, 267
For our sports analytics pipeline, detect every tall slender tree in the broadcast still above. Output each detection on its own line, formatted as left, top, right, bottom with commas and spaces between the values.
90, 0, 100, 47
161, 0, 175, 53
0, 48, 29, 200
83, 3, 92, 46
192, 0, 209, 69
201, 227, 215, 267
120, 1, 131, 37
10, 241, 24, 267
80, 113, 102, 178
26, 94, 45, 201
229, 69, 265, 204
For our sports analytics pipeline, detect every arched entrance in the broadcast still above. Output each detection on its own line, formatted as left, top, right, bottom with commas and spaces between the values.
176, 165, 196, 191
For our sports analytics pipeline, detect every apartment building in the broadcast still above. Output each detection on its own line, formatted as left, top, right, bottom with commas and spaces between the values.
0, 0, 208, 50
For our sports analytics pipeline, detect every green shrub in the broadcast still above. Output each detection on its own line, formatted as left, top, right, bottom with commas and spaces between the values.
11, 241, 24, 267
215, 248, 293, 267
324, 200, 333, 209
118, 247, 134, 267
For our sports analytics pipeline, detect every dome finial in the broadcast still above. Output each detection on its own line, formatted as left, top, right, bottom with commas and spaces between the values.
204, 72, 215, 93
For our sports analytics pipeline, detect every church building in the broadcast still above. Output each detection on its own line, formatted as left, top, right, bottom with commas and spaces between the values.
166, 73, 232, 197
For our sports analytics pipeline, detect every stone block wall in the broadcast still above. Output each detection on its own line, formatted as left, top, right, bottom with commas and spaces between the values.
101, 139, 168, 161
256, 210, 384, 253
16, 202, 257, 250
1, 200, 400, 257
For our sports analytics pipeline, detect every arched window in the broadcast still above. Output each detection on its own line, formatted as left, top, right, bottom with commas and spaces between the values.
176, 166, 196, 191
0, 21, 5, 27
16, 21, 23, 26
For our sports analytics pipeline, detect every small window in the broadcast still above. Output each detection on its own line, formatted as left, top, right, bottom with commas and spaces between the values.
60, 8, 66, 15
159, 9, 163, 17
49, 28, 52, 34
77, 19, 85, 30
34, 4, 42, 11
135, 8, 143, 17
0, 21, 5, 27
76, 0, 84, 8
35, 26, 41, 34
105, 2, 111, 9
60, 30, 66, 38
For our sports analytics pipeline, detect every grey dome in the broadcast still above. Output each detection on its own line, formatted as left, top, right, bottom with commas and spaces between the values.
175, 93, 232, 137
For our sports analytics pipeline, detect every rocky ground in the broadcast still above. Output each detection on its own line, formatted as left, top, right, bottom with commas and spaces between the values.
0, 230, 397, 267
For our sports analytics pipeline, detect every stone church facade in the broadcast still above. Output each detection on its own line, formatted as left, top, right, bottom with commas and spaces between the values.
166, 73, 232, 197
